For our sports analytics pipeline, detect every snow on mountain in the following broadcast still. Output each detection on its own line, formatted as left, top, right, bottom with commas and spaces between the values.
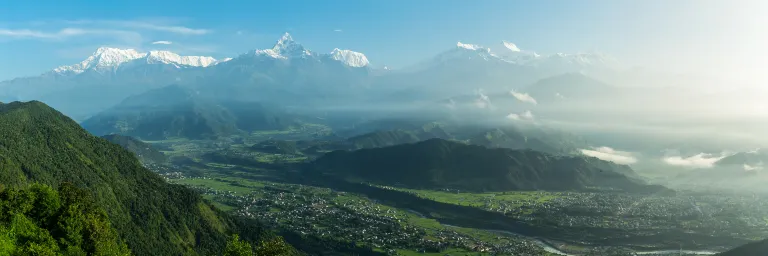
457, 42, 484, 51
330, 48, 369, 67
502, 41, 521, 52
54, 47, 145, 75
143, 51, 217, 67
53, 47, 220, 75
252, 32, 312, 59
493, 41, 540, 64
246, 32, 370, 67
214, 58, 233, 65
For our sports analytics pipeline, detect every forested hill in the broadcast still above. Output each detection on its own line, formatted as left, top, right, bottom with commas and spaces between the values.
313, 138, 669, 193
101, 134, 168, 164
0, 101, 290, 255
719, 239, 768, 256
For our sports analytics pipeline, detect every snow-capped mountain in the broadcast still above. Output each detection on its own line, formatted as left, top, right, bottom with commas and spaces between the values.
495, 41, 540, 64
420, 40, 614, 72
252, 33, 312, 59
0, 31, 625, 120
245, 32, 370, 67
422, 42, 502, 66
54, 47, 146, 75
142, 51, 217, 67
330, 48, 369, 67
53, 47, 220, 75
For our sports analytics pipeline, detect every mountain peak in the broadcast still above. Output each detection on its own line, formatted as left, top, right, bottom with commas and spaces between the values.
253, 32, 311, 59
456, 42, 483, 51
54, 47, 144, 75
330, 48, 370, 67
502, 41, 521, 52
278, 32, 293, 43
272, 32, 308, 56
53, 47, 219, 75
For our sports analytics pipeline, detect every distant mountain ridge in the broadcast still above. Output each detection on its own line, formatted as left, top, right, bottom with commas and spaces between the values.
0, 32, 620, 120
81, 85, 296, 140
52, 47, 223, 76
312, 138, 668, 193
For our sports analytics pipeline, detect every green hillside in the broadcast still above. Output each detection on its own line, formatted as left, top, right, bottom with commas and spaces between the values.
0, 101, 291, 255
718, 240, 768, 256
313, 138, 667, 193
0, 183, 130, 255
101, 134, 168, 164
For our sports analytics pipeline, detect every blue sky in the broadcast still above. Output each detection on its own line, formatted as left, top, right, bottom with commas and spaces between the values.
1, 0, 765, 82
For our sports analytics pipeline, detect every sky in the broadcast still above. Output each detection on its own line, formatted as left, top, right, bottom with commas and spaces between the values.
1, 0, 766, 83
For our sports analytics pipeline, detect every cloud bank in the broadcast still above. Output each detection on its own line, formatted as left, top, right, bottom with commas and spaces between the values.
662, 153, 726, 169
580, 146, 638, 164
506, 110, 535, 121
510, 90, 538, 105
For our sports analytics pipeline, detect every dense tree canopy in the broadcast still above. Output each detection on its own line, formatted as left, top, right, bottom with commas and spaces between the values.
0, 101, 295, 255
0, 183, 131, 256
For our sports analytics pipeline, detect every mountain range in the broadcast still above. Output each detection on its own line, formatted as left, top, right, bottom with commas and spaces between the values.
81, 85, 296, 140
0, 32, 617, 121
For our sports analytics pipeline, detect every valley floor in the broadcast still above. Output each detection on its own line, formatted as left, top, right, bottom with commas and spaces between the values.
145, 135, 768, 255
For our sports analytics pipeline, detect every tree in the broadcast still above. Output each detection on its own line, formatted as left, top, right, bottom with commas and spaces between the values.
224, 235, 252, 256
254, 236, 294, 256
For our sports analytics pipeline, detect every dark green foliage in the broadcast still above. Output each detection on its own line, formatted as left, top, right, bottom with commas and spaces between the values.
0, 101, 282, 255
101, 134, 168, 164
253, 236, 294, 256
81, 85, 296, 140
250, 140, 300, 155
224, 235, 252, 256
0, 183, 130, 256
224, 233, 296, 256
313, 138, 667, 193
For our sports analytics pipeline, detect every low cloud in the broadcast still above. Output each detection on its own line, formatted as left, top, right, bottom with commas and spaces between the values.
151, 40, 172, 45
506, 110, 534, 121
662, 153, 726, 169
510, 90, 538, 105
555, 92, 565, 99
334, 29, 343, 32
474, 89, 492, 109
744, 162, 764, 171
580, 146, 638, 165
